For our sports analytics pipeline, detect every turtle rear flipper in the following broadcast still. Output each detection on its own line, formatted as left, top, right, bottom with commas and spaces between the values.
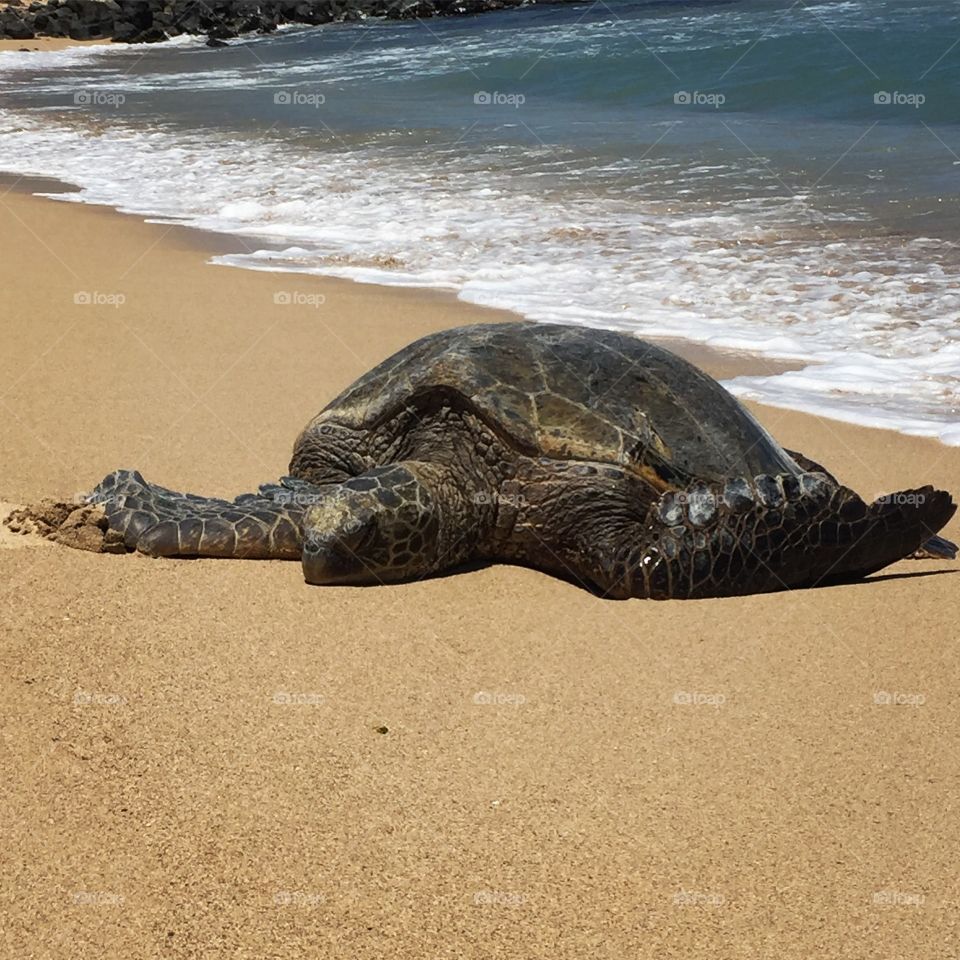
816, 486, 956, 585
614, 476, 956, 599
779, 455, 957, 563
910, 534, 958, 560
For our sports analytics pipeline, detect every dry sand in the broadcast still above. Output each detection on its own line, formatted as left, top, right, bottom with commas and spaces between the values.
2, 175, 959, 958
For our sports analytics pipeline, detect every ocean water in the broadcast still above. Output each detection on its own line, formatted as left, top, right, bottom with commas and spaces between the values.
1, 0, 959, 442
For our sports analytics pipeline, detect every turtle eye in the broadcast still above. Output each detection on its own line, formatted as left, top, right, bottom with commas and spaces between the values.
340, 511, 378, 551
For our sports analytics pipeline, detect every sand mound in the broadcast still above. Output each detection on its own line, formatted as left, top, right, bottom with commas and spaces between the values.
2, 498, 126, 553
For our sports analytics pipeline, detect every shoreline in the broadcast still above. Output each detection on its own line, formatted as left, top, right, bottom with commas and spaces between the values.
3, 160, 960, 958
6, 169, 952, 441
0, 171, 809, 393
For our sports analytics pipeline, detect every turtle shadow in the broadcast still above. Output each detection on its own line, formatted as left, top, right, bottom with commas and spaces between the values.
434, 561, 960, 600
113, 551, 958, 599
843, 567, 959, 587
311, 561, 959, 599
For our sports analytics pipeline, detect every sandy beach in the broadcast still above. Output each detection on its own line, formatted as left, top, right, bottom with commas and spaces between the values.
0, 36, 110, 52
2, 176, 959, 957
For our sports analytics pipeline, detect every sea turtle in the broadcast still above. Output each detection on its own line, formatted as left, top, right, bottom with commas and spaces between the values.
77, 322, 955, 599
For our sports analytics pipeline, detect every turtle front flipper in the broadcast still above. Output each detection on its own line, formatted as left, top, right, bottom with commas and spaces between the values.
90, 469, 314, 560
613, 474, 956, 599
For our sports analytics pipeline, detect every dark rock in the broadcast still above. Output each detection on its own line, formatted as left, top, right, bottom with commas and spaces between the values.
131, 24, 167, 40
205, 34, 228, 45
115, 0, 154, 30
67, 0, 117, 40
206, 22, 239, 39
32, 11, 71, 36
0, 0, 570, 44
111, 20, 142, 40
0, 10, 36, 37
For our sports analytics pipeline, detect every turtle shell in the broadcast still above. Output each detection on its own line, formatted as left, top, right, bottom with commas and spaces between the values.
308, 322, 800, 487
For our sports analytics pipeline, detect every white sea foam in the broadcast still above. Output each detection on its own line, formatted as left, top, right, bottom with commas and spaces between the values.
0, 102, 957, 444
0, 32, 201, 73
0, 43, 118, 73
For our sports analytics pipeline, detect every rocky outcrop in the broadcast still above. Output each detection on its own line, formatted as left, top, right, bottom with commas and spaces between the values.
0, 0, 559, 44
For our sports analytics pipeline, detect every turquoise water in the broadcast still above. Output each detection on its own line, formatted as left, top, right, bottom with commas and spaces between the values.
1, 0, 958, 439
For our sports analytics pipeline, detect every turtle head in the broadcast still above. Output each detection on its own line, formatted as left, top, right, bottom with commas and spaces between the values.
301, 464, 442, 585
